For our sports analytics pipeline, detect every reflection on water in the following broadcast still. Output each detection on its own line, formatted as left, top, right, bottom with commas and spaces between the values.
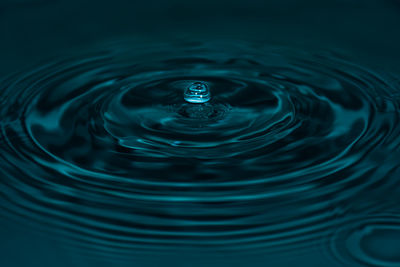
0, 41, 400, 266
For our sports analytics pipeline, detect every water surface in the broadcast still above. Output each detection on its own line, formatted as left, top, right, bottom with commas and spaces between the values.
1, 41, 400, 266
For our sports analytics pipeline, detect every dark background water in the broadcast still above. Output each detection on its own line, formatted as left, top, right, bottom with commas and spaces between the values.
1, 0, 400, 75
1, 1, 400, 267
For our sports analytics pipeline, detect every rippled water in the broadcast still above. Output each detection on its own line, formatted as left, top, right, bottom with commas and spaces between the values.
1, 41, 400, 266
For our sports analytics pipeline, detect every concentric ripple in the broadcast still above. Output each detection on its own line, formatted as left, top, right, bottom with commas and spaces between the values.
329, 213, 400, 267
1, 41, 400, 258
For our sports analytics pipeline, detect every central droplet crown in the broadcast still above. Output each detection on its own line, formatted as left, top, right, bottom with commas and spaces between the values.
184, 81, 211, 104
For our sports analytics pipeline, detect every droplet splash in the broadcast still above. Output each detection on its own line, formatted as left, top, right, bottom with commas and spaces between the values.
0, 41, 400, 266
184, 81, 211, 103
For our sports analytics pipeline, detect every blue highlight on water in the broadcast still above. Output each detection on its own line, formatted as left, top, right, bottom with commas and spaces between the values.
184, 81, 211, 103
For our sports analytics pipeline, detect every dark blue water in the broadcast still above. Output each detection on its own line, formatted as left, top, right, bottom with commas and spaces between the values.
1, 1, 400, 267
1, 40, 400, 266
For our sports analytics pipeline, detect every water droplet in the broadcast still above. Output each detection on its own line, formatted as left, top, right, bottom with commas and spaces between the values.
184, 82, 211, 103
